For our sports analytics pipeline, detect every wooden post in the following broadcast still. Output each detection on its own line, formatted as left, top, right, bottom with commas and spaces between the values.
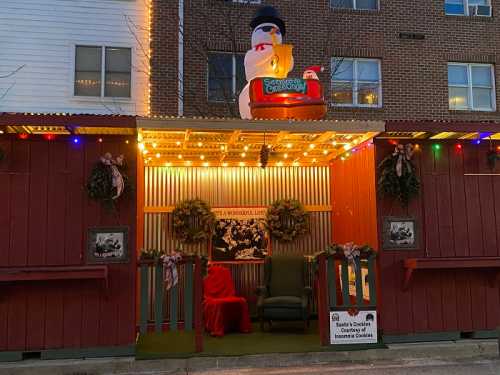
194, 256, 204, 352
341, 259, 350, 307
367, 255, 377, 306
155, 263, 165, 333
184, 259, 194, 331
354, 258, 363, 307
139, 264, 149, 334
317, 254, 329, 346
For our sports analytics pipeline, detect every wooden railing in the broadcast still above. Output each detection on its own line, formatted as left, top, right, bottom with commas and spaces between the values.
316, 253, 378, 346
137, 256, 203, 352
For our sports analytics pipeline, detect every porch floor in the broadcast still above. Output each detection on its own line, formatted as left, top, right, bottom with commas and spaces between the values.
136, 321, 384, 359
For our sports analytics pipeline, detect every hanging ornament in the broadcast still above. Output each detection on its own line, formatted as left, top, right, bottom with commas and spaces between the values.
260, 144, 270, 169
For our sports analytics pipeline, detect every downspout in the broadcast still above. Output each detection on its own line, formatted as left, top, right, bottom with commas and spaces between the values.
178, 0, 184, 116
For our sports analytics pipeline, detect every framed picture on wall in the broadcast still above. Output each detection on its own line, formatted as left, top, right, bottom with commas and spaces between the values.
210, 207, 270, 262
382, 217, 419, 250
87, 226, 129, 263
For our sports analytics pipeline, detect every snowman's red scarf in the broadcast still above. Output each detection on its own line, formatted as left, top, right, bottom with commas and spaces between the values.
254, 43, 273, 51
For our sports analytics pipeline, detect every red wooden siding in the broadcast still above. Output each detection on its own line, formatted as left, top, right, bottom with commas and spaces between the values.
376, 139, 500, 335
330, 143, 378, 249
0, 135, 137, 352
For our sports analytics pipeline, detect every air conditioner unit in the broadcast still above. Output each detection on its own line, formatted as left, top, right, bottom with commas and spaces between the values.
469, 4, 491, 16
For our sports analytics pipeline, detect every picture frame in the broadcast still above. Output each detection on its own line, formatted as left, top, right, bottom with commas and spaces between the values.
210, 206, 270, 263
382, 217, 419, 250
87, 226, 129, 264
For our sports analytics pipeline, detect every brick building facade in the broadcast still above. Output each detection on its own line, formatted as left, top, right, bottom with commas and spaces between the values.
151, 0, 500, 123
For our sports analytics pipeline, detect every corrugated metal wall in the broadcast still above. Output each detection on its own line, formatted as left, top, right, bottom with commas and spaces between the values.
143, 166, 332, 256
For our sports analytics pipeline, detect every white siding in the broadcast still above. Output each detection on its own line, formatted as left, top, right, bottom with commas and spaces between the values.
0, 0, 149, 115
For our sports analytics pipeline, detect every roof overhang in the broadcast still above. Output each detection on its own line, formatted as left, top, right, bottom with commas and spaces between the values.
137, 117, 383, 167
137, 116, 385, 133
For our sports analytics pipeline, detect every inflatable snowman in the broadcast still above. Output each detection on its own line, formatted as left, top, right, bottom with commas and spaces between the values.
239, 6, 322, 120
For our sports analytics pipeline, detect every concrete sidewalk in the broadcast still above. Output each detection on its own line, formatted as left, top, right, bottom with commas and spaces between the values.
0, 339, 498, 375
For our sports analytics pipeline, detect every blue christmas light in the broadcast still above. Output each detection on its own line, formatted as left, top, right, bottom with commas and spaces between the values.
72, 136, 80, 144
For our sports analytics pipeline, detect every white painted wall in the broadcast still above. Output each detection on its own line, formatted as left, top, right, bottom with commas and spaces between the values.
0, 0, 149, 115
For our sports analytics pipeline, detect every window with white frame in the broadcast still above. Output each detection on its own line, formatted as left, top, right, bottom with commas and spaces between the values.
74, 46, 131, 98
448, 63, 495, 111
331, 0, 378, 10
445, 0, 491, 16
207, 52, 245, 102
331, 58, 382, 107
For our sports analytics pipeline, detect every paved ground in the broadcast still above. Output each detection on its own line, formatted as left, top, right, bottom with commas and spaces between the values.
0, 340, 497, 375
191, 359, 500, 375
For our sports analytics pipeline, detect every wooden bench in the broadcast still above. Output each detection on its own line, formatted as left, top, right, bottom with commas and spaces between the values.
0, 265, 109, 293
403, 257, 500, 291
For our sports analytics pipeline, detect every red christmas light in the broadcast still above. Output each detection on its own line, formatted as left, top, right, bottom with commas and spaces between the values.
389, 139, 398, 146
43, 134, 56, 141
18, 133, 29, 140
456, 144, 462, 150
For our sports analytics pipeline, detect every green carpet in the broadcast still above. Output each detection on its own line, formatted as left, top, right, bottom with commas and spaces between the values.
136, 322, 386, 360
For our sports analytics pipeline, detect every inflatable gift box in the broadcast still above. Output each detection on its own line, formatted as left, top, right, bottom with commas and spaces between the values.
249, 77, 327, 120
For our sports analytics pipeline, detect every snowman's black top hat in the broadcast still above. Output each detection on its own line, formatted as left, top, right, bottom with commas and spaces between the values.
250, 6, 286, 36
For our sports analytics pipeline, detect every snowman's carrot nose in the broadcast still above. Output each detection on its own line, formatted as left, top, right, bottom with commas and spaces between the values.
270, 28, 278, 45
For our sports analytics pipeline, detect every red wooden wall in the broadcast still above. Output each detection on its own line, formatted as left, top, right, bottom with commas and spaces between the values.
330, 143, 378, 249
376, 139, 500, 335
0, 135, 137, 352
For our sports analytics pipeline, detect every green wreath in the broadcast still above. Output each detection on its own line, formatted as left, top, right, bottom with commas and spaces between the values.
266, 199, 310, 242
378, 144, 420, 207
172, 198, 216, 244
86, 153, 132, 210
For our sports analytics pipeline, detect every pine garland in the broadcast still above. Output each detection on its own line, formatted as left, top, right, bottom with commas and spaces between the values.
377, 144, 420, 207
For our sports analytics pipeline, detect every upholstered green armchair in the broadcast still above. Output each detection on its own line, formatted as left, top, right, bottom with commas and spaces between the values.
256, 255, 312, 331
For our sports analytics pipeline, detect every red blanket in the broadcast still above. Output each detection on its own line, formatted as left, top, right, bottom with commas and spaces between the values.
203, 266, 252, 337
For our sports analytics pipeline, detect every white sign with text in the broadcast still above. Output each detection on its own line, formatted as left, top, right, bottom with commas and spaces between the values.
330, 310, 377, 345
